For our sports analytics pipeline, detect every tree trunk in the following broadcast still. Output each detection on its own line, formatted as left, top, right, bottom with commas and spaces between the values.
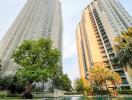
100, 84, 103, 96
42, 80, 45, 92
124, 67, 127, 72
124, 66, 132, 88
100, 84, 105, 100
104, 81, 112, 100
22, 82, 33, 99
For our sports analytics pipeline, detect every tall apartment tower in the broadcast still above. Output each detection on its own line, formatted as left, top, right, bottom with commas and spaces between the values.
0, 0, 62, 75
77, 0, 132, 89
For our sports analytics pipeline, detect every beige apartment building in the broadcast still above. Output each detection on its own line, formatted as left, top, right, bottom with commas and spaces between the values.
77, 0, 132, 89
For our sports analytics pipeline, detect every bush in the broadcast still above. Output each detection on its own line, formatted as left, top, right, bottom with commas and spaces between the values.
0, 91, 7, 98
118, 90, 132, 95
7, 93, 18, 97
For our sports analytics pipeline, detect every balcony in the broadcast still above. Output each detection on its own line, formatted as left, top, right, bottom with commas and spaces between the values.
122, 79, 129, 84
94, 30, 99, 33
106, 46, 112, 50
99, 45, 104, 48
102, 35, 107, 38
93, 25, 97, 29
113, 65, 123, 70
91, 18, 94, 22
96, 35, 100, 38
103, 38, 109, 42
105, 42, 110, 46
116, 71, 126, 77
94, 14, 99, 18
97, 38, 102, 42
96, 19, 101, 23
106, 66, 111, 69
108, 52, 115, 57
100, 50, 105, 53
101, 32, 107, 36
104, 40, 110, 44
98, 41, 103, 45
92, 22, 96, 26
100, 29, 105, 33
95, 31, 99, 34
97, 21, 102, 25
114, 68, 123, 71
103, 60, 109, 63
102, 54, 107, 58
109, 53, 115, 57
104, 63, 109, 66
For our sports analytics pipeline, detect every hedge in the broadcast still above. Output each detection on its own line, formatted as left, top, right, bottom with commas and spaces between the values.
0, 91, 8, 98
118, 90, 132, 95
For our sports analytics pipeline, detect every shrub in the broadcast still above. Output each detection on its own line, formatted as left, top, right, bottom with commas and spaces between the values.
118, 90, 132, 95
0, 91, 7, 98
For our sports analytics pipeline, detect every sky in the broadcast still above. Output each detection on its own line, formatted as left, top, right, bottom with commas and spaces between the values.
0, 0, 132, 83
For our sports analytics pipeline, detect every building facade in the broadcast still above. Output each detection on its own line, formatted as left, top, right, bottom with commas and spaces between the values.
77, 0, 132, 89
0, 0, 62, 75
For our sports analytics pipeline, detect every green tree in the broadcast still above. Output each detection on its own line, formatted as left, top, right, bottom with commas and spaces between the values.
0, 75, 13, 90
53, 74, 72, 91
60, 74, 72, 91
74, 78, 91, 94
114, 27, 132, 69
0, 75, 23, 93
11, 38, 61, 98
114, 27, 132, 85
89, 66, 122, 96
74, 78, 84, 93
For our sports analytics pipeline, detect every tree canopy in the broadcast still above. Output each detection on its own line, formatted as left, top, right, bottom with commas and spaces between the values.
89, 66, 122, 87
114, 27, 132, 68
53, 74, 72, 91
11, 38, 61, 83
74, 78, 91, 93
74, 78, 84, 93
89, 66, 122, 96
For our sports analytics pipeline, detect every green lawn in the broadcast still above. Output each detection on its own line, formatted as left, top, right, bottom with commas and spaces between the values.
0, 97, 41, 100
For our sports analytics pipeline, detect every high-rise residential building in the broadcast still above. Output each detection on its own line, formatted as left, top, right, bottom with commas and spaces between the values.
0, 0, 62, 75
77, 0, 132, 89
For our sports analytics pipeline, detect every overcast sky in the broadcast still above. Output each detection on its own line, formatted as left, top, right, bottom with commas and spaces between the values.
0, 0, 132, 82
